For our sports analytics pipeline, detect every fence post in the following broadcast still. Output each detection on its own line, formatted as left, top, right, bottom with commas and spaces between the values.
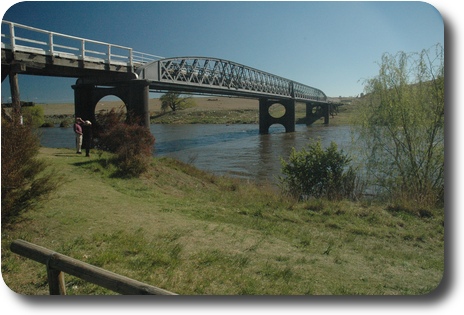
49, 32, 54, 55
80, 39, 85, 59
47, 256, 67, 295
10, 240, 177, 295
9, 22, 15, 51
107, 44, 111, 64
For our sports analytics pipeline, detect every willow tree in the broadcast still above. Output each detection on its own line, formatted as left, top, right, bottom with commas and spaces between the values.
355, 44, 444, 207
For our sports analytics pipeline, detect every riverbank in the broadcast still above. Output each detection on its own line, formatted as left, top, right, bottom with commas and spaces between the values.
1, 147, 444, 295
38, 96, 359, 126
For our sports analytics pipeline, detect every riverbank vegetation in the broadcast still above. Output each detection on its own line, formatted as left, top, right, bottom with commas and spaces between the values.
1, 112, 61, 224
354, 44, 444, 209
2, 146, 444, 295
280, 141, 362, 201
93, 109, 155, 177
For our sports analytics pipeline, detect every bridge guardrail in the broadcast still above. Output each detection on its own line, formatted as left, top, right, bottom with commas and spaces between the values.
132, 50, 164, 65
1, 20, 160, 67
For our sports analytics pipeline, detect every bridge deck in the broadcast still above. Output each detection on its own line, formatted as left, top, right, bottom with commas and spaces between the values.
2, 20, 327, 103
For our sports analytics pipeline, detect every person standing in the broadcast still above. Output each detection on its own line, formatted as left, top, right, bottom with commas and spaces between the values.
73, 117, 84, 154
82, 120, 93, 157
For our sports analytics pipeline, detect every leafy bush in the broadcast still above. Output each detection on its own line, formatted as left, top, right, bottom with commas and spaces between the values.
280, 141, 360, 201
1, 112, 60, 225
356, 44, 444, 207
22, 105, 45, 128
94, 109, 155, 177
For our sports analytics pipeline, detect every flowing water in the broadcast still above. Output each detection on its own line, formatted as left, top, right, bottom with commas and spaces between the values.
39, 123, 354, 184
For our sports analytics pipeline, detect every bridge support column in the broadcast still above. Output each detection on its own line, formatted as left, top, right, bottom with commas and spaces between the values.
73, 83, 95, 122
259, 98, 295, 134
72, 80, 150, 128
8, 70, 21, 118
305, 102, 329, 125
6, 63, 26, 122
123, 80, 150, 128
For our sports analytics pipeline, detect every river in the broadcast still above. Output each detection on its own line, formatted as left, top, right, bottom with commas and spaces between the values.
39, 123, 354, 184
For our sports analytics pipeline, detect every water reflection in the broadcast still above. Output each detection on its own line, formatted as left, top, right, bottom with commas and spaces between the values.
40, 123, 354, 184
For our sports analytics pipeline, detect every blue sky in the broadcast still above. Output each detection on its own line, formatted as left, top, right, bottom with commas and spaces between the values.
1, 1, 445, 103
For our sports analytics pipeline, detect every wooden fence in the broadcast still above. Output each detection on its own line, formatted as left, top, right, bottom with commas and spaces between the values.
10, 239, 177, 295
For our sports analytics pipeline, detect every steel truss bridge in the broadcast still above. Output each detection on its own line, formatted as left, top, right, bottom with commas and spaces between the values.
2, 20, 330, 133
136, 57, 327, 102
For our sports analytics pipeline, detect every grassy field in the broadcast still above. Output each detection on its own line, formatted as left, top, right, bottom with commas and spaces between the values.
38, 96, 359, 126
1, 147, 444, 295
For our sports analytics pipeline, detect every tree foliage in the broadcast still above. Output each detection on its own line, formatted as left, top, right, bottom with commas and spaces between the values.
22, 105, 45, 128
356, 44, 444, 207
280, 141, 360, 201
160, 92, 195, 112
1, 110, 60, 225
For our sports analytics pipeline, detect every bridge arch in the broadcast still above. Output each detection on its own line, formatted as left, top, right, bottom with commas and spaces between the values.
72, 79, 150, 127
95, 95, 127, 116
259, 98, 295, 134
268, 102, 286, 119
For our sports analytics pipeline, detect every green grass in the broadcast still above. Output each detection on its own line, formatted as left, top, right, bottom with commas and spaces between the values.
150, 101, 359, 126
151, 109, 260, 125
1, 147, 444, 295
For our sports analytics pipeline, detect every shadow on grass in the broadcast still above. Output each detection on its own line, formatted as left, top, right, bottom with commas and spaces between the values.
54, 153, 81, 157
72, 158, 139, 179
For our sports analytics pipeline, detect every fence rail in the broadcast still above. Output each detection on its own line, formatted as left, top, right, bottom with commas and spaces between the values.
10, 239, 177, 295
1, 20, 161, 67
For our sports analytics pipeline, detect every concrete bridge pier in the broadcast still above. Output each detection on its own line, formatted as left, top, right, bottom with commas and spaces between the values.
259, 98, 295, 134
72, 79, 150, 128
305, 102, 329, 125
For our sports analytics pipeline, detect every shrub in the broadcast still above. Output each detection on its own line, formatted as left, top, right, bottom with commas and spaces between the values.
94, 109, 155, 178
1, 112, 60, 225
22, 105, 45, 128
280, 141, 360, 201
356, 44, 444, 208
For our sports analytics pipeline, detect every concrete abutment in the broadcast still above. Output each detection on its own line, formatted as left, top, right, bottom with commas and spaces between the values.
259, 98, 295, 134
305, 102, 329, 125
72, 79, 150, 128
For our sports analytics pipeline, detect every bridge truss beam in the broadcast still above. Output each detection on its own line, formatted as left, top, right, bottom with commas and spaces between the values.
136, 57, 330, 133
136, 57, 327, 103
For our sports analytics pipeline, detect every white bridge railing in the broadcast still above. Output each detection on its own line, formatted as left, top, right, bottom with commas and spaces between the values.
2, 20, 327, 102
1, 20, 162, 67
